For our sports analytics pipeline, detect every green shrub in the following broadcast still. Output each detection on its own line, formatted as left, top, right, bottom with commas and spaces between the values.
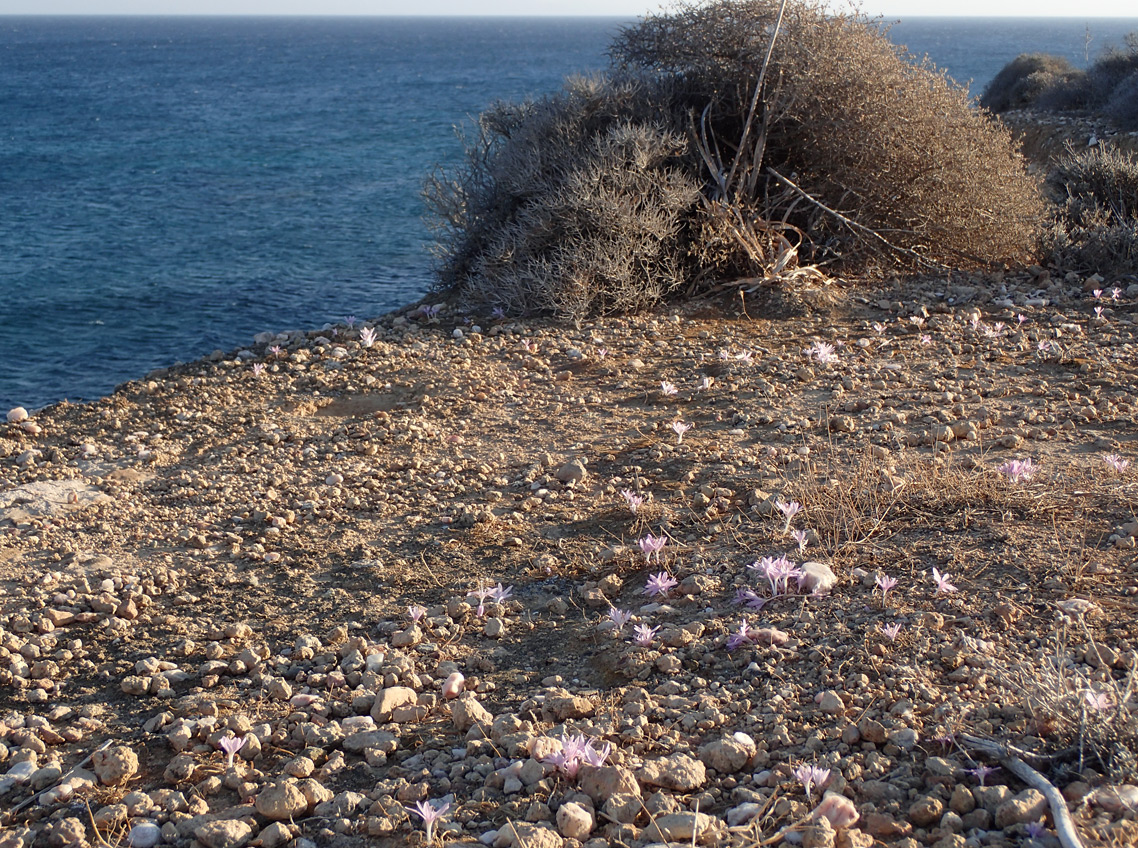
1043, 145, 1138, 278
426, 0, 1044, 320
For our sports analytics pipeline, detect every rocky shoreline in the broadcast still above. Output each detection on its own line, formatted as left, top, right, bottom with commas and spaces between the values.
2, 270, 1138, 848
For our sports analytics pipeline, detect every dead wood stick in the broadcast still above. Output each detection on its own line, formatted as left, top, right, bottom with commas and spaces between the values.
961, 734, 1085, 848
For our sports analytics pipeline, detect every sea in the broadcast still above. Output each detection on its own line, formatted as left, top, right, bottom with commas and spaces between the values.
3, 15, 1137, 412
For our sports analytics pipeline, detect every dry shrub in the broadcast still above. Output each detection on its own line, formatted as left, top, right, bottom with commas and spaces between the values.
424, 75, 703, 319
1044, 145, 1138, 279
427, 0, 1043, 320
980, 54, 1088, 113
999, 628, 1138, 783
985, 32, 1138, 130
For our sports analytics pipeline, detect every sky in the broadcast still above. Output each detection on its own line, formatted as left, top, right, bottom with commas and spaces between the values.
1, 0, 1135, 16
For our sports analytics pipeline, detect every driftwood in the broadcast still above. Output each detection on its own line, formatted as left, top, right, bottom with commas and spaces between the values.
961, 734, 1085, 848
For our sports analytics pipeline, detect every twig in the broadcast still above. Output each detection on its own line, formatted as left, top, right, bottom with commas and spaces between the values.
727, 0, 787, 192
961, 734, 1085, 848
765, 168, 946, 270
4, 739, 114, 820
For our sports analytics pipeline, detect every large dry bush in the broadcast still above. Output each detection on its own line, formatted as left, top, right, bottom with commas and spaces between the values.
425, 76, 703, 318
426, 0, 1044, 320
1044, 145, 1138, 279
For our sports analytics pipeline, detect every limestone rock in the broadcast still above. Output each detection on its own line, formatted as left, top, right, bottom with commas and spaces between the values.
92, 746, 138, 787
638, 753, 706, 792
194, 820, 253, 848
255, 780, 308, 821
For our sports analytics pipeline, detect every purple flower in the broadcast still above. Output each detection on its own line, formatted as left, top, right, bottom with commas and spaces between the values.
660, 380, 678, 396
252, 362, 265, 377
405, 798, 450, 843
966, 764, 999, 786
638, 534, 667, 563
775, 499, 802, 532
672, 420, 692, 443
699, 375, 714, 390
1104, 453, 1130, 475
632, 623, 659, 647
644, 570, 678, 598
219, 735, 247, 769
1025, 821, 1046, 839
748, 554, 802, 597
727, 619, 753, 651
879, 622, 902, 642
407, 605, 427, 623
997, 458, 1036, 483
490, 306, 506, 320
344, 315, 357, 328
806, 340, 837, 365
734, 587, 768, 610
269, 344, 283, 358
1112, 287, 1122, 300
1094, 305, 1105, 318
608, 607, 633, 631
487, 583, 514, 604
621, 489, 644, 515
793, 763, 831, 800
875, 574, 898, 601
543, 733, 611, 779
790, 529, 809, 552
360, 326, 377, 348
931, 567, 957, 596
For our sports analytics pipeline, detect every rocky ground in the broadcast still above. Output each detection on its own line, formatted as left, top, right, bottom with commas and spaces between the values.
2, 267, 1138, 848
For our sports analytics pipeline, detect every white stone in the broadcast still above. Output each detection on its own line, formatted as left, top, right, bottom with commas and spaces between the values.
6, 407, 29, 424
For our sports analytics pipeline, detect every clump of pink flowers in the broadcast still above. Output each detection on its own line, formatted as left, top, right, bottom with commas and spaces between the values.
998, 458, 1036, 483
542, 733, 612, 779
644, 571, 678, 598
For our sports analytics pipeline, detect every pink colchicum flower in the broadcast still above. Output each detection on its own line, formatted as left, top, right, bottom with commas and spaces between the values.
776, 499, 803, 533
672, 421, 693, 443
467, 582, 511, 617
727, 618, 753, 651
875, 574, 898, 601
360, 326, 377, 348
252, 363, 265, 377
806, 340, 837, 366
408, 605, 427, 623
1103, 453, 1130, 475
998, 458, 1036, 483
660, 380, 678, 396
966, 765, 999, 787
542, 733, 612, 779
638, 534, 667, 563
621, 489, 644, 514
405, 799, 450, 844
644, 571, 678, 598
632, 623, 659, 647
1094, 306, 1105, 319
794, 763, 832, 801
931, 567, 958, 596
879, 622, 902, 642
749, 555, 803, 597
608, 607, 633, 631
219, 736, 247, 769
699, 375, 715, 390
790, 529, 809, 552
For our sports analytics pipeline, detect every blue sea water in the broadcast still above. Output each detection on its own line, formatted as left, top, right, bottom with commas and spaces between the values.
2, 15, 1137, 412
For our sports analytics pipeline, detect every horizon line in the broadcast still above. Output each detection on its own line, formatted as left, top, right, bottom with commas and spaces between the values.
2, 10, 1138, 15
